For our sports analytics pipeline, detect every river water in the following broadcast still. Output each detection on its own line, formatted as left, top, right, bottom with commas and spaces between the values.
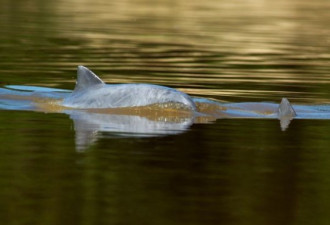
1, 0, 330, 224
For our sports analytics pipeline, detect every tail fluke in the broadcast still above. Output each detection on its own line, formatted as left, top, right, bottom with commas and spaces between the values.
278, 98, 296, 131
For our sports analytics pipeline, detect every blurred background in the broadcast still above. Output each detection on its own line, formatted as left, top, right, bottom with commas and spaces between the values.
1, 0, 330, 102
1, 0, 330, 225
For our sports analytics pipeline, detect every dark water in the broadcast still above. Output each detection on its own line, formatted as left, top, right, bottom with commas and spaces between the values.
1, 0, 330, 224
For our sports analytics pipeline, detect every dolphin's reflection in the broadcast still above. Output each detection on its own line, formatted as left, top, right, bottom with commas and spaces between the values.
66, 108, 195, 151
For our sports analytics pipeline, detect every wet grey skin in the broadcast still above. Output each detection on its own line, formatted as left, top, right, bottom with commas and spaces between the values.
62, 66, 197, 110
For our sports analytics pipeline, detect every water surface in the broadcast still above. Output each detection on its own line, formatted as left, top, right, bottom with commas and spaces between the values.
1, 0, 330, 224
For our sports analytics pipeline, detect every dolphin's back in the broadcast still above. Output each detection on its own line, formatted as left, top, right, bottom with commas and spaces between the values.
62, 66, 196, 110
63, 83, 196, 109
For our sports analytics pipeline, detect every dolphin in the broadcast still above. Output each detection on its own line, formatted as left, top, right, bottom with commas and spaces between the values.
62, 66, 299, 131
62, 66, 196, 110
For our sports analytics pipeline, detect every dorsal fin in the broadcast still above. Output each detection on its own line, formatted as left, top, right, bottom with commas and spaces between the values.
74, 66, 104, 92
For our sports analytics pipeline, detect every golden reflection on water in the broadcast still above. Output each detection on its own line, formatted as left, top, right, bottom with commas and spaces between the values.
1, 0, 330, 103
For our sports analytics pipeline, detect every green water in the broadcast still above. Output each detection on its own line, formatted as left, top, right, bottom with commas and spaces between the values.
1, 0, 330, 224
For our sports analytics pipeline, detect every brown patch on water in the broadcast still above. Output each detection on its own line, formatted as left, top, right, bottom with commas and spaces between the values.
85, 102, 231, 123
86, 103, 194, 123
195, 102, 227, 115
34, 99, 66, 113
